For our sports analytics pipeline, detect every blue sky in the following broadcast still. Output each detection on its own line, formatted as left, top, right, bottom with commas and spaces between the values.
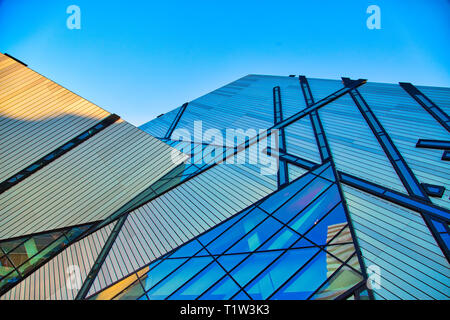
0, 0, 449, 126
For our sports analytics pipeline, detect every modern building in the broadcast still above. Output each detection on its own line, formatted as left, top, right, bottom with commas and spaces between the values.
0, 52, 449, 300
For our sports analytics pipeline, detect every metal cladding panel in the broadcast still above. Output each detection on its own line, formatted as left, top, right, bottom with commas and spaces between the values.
139, 106, 181, 138
319, 94, 407, 193
416, 84, 450, 115
0, 120, 187, 240
173, 75, 274, 137
306, 78, 345, 102
0, 53, 111, 181
0, 221, 115, 300
284, 117, 321, 163
358, 82, 450, 210
343, 185, 450, 300
87, 163, 277, 296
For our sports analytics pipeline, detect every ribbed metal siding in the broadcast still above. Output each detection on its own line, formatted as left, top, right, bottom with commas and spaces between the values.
343, 185, 450, 300
284, 117, 321, 163
358, 82, 450, 210
416, 84, 450, 115
0, 221, 116, 300
0, 53, 111, 182
319, 94, 407, 193
0, 120, 187, 240
87, 163, 277, 296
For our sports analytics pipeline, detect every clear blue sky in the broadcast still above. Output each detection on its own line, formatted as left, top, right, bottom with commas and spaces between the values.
1, 0, 449, 126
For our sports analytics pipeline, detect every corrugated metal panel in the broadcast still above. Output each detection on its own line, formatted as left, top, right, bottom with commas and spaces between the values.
284, 117, 321, 163
416, 84, 450, 115
359, 82, 450, 210
0, 53, 111, 182
87, 163, 278, 296
307, 78, 344, 102
0, 221, 116, 300
343, 185, 450, 300
0, 119, 187, 240
139, 106, 182, 138
319, 94, 407, 193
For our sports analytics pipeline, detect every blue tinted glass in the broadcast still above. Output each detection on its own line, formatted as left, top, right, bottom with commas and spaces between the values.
258, 227, 300, 251
199, 276, 240, 300
440, 233, 450, 248
230, 251, 283, 287
317, 166, 335, 182
271, 250, 329, 300
141, 258, 187, 292
114, 280, 145, 300
301, 203, 347, 246
227, 217, 283, 254
311, 162, 330, 176
431, 220, 446, 233
170, 240, 203, 258
273, 178, 331, 224
244, 247, 319, 300
217, 253, 249, 271
232, 291, 251, 300
291, 236, 317, 249
259, 172, 316, 214
310, 265, 363, 300
286, 185, 340, 235
146, 257, 213, 300
205, 208, 267, 255
168, 262, 226, 300
197, 206, 255, 246
193, 248, 210, 257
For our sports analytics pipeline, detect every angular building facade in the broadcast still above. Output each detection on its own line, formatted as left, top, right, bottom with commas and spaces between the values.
0, 52, 449, 300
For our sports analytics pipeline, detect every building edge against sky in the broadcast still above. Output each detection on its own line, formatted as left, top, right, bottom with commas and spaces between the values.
0, 52, 449, 300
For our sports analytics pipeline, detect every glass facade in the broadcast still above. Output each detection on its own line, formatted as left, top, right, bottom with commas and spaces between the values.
0, 54, 449, 300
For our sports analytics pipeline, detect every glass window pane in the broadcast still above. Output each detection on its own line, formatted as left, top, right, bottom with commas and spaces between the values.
199, 275, 240, 300
205, 208, 266, 255
245, 247, 319, 299
230, 251, 283, 287
168, 262, 226, 300
271, 250, 331, 300
140, 258, 187, 292
146, 257, 213, 300
227, 217, 283, 254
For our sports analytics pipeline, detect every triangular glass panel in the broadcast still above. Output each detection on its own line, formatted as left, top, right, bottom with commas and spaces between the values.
258, 227, 301, 251
299, 203, 348, 246
204, 208, 267, 255
270, 249, 331, 300
327, 224, 351, 245
168, 261, 226, 300
226, 217, 284, 254
317, 165, 336, 182
286, 184, 341, 236
232, 290, 251, 300
198, 275, 241, 300
217, 253, 249, 271
230, 251, 283, 287
291, 236, 318, 249
271, 173, 333, 223
139, 258, 188, 293
258, 170, 317, 214
310, 264, 364, 300
170, 240, 203, 258
0, 223, 94, 293
146, 256, 214, 300
113, 279, 145, 300
244, 247, 320, 300
323, 244, 357, 274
